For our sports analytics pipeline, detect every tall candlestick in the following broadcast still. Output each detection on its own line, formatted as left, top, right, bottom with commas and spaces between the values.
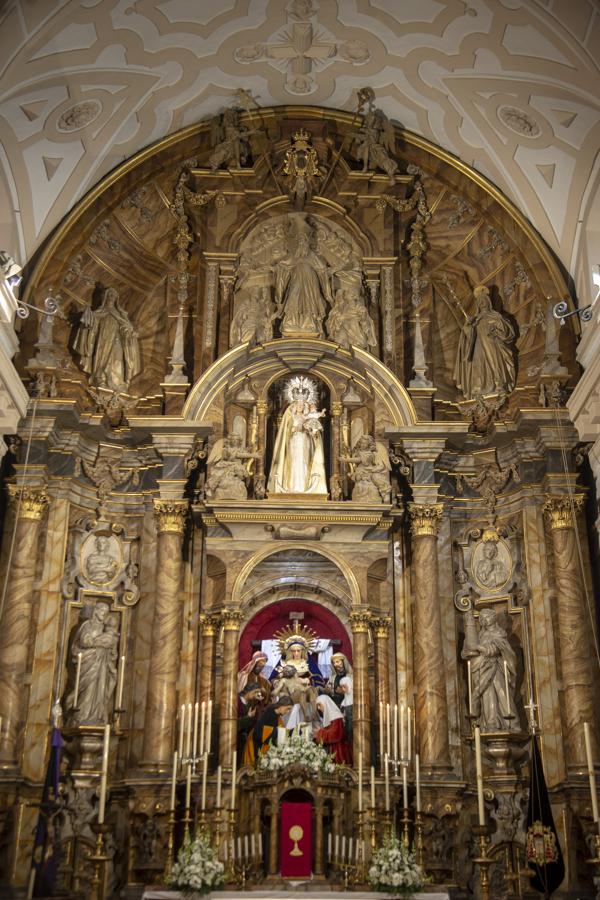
386, 703, 391, 756
170, 750, 178, 811
415, 753, 421, 812
400, 703, 405, 760
206, 700, 213, 754
185, 702, 192, 758
370, 765, 376, 808
407, 705, 412, 761
394, 704, 399, 762
474, 725, 485, 826
73, 652, 82, 707
216, 764, 222, 808
98, 724, 110, 824
503, 660, 510, 714
178, 704, 185, 757
230, 750, 237, 810
201, 752, 208, 810
358, 751, 363, 812
467, 660, 473, 716
584, 722, 599, 822
116, 654, 125, 709
384, 753, 390, 811
402, 763, 408, 809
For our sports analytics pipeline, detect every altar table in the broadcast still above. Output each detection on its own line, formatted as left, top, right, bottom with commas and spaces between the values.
142, 891, 451, 899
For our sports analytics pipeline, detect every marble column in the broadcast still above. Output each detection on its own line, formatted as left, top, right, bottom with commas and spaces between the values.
198, 615, 218, 704
314, 794, 324, 875
408, 503, 450, 772
371, 616, 391, 711
0, 487, 48, 765
218, 609, 243, 768
255, 401, 268, 492
331, 402, 342, 482
543, 495, 597, 766
349, 610, 372, 767
142, 500, 188, 770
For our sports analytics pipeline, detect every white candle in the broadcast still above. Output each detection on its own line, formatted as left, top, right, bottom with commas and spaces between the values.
348, 837, 353, 861
73, 652, 82, 707
178, 704, 185, 757
467, 660, 473, 717
393, 704, 399, 762
216, 764, 222, 808
230, 750, 237, 810
258, 832, 263, 856
98, 724, 110, 824
244, 835, 249, 859
237, 836, 242, 859
384, 752, 390, 811
231, 838, 235, 860
415, 753, 421, 812
379, 701, 384, 759
193, 701, 200, 759
26, 867, 35, 899
201, 752, 208, 810
170, 750, 178, 812
116, 654, 125, 709
474, 725, 485, 826
328, 832, 332, 860
223, 839, 228, 862
251, 833, 256, 858
399, 703, 405, 760
503, 660, 510, 714
341, 835, 346, 861
386, 703, 391, 756
407, 706, 412, 761
358, 751, 363, 812
355, 839, 360, 861
334, 834, 339, 860
370, 765, 376, 808
185, 762, 192, 811
206, 700, 213, 754
402, 763, 408, 809
185, 702, 192, 758
584, 722, 599, 822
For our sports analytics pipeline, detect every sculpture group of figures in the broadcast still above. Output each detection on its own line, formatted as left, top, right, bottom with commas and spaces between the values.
237, 633, 354, 766
206, 376, 392, 502
230, 218, 377, 352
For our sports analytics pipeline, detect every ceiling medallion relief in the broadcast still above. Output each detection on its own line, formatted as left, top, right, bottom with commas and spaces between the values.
497, 106, 541, 139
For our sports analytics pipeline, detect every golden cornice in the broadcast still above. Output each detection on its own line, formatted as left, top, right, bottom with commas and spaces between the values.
7, 486, 49, 521
542, 494, 585, 531
407, 502, 444, 537
153, 499, 188, 535
196, 508, 386, 526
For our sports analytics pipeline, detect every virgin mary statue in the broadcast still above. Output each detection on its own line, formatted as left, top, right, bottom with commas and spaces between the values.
267, 376, 328, 495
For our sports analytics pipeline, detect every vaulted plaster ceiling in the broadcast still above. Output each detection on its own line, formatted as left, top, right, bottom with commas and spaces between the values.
1, 0, 599, 301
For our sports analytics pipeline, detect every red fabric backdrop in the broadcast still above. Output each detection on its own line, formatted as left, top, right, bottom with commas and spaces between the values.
238, 598, 352, 668
280, 801, 313, 877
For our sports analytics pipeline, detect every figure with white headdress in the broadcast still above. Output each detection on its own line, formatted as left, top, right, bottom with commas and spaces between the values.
267, 376, 328, 495
314, 695, 353, 765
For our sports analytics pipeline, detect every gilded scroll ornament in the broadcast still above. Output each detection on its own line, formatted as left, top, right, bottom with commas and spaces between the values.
153, 500, 188, 535
408, 502, 444, 537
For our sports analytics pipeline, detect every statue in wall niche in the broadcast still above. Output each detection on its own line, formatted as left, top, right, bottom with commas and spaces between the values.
326, 287, 377, 351
462, 607, 519, 732
74, 287, 141, 394
66, 602, 119, 725
267, 376, 328, 495
275, 231, 333, 336
341, 434, 392, 502
208, 107, 258, 171
205, 433, 259, 500
453, 285, 516, 400
229, 285, 277, 346
351, 107, 398, 182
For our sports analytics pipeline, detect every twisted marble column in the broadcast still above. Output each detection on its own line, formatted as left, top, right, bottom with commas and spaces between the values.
0, 487, 48, 765
218, 609, 243, 768
543, 495, 597, 767
371, 616, 391, 710
142, 500, 188, 770
408, 503, 450, 772
349, 610, 372, 767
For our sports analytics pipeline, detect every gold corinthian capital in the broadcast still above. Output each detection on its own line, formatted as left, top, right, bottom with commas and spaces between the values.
407, 502, 444, 537
349, 610, 371, 634
153, 499, 188, 534
220, 609, 244, 631
7, 485, 49, 520
543, 494, 585, 531
371, 616, 391, 638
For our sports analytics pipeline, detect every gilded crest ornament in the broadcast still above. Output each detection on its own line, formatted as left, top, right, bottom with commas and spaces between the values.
282, 129, 323, 209
526, 820, 559, 866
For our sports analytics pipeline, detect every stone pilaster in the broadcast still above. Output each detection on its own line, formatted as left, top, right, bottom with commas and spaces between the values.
141, 499, 188, 770
218, 609, 243, 768
0, 487, 48, 765
349, 609, 372, 767
408, 502, 450, 772
543, 494, 597, 766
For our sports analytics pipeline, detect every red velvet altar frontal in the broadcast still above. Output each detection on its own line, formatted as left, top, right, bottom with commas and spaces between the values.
280, 801, 313, 877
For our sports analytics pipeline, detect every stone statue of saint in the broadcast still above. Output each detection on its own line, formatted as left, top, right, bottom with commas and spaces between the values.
267, 376, 328, 495
275, 232, 333, 336
230, 286, 277, 346
326, 287, 377, 351
341, 434, 391, 502
67, 602, 119, 725
351, 108, 398, 182
209, 107, 258, 171
74, 287, 141, 394
453, 285, 516, 400
205, 433, 259, 500
475, 542, 508, 589
84, 535, 119, 584
462, 607, 519, 732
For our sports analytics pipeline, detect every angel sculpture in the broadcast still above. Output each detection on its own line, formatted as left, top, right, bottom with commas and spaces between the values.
208, 107, 259, 171
341, 434, 392, 503
351, 108, 398, 183
205, 433, 259, 501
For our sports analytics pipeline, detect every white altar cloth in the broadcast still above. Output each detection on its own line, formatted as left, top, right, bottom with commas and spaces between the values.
142, 891, 450, 899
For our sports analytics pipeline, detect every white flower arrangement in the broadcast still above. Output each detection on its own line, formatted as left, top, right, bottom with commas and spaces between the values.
257, 732, 337, 776
368, 832, 425, 897
169, 831, 225, 898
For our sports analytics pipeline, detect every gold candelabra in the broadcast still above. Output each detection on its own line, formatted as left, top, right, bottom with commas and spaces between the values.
401, 806, 411, 848
414, 810, 425, 870
88, 822, 110, 900
473, 824, 492, 900
164, 809, 176, 878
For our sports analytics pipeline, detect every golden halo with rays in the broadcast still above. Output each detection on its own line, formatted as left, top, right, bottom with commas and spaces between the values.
274, 620, 318, 658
